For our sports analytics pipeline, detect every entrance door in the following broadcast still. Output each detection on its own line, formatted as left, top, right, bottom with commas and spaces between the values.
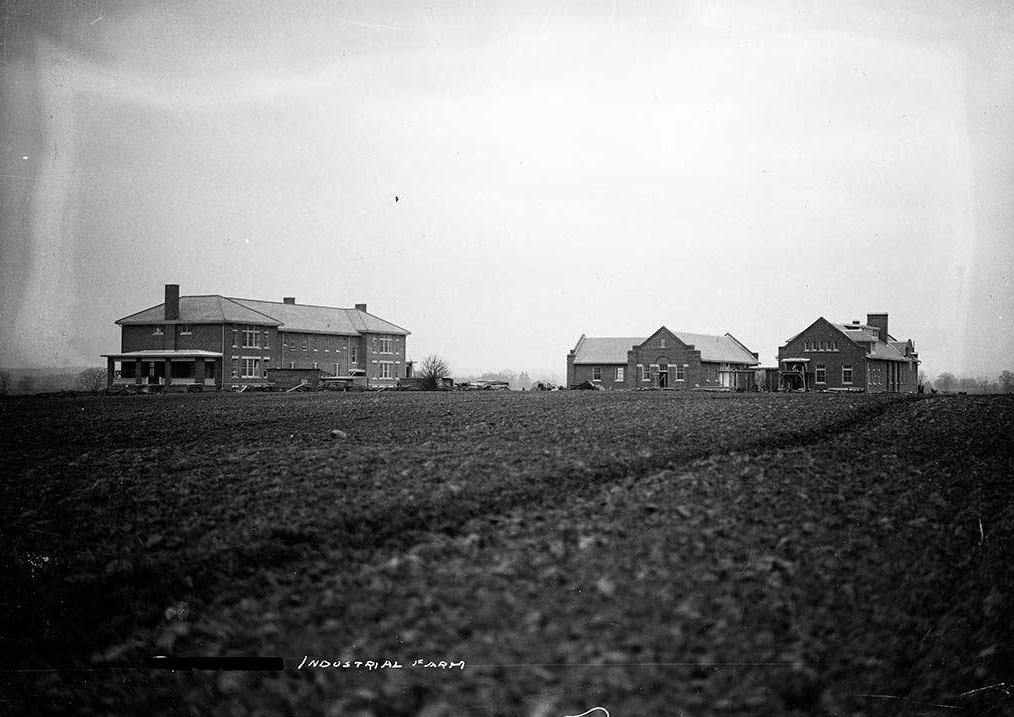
658, 362, 668, 388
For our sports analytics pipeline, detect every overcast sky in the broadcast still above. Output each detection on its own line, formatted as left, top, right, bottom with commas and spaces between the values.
2, 0, 1012, 381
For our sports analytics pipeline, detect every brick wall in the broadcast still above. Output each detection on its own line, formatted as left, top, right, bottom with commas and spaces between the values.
628, 332, 704, 390
364, 333, 406, 385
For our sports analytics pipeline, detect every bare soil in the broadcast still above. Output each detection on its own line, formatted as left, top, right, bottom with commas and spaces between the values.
1, 391, 1011, 716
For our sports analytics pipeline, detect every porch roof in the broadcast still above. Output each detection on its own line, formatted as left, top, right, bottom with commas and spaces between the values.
102, 350, 224, 359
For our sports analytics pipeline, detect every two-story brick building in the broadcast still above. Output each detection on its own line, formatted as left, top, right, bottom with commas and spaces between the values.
567, 326, 760, 390
103, 284, 410, 390
776, 313, 919, 392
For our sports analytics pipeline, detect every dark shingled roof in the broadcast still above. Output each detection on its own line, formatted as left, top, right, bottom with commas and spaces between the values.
117, 295, 409, 336
572, 331, 758, 365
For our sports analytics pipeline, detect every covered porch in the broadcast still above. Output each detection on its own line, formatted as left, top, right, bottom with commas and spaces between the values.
779, 358, 811, 391
101, 350, 224, 390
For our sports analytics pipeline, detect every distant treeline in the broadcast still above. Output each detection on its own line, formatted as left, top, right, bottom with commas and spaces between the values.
0, 367, 97, 396
926, 371, 1014, 394
455, 369, 561, 390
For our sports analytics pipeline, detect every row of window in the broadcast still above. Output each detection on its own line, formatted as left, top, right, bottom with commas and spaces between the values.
230, 358, 400, 380
153, 325, 397, 360
282, 335, 358, 360
151, 325, 192, 336
588, 364, 689, 382
804, 340, 839, 352
814, 364, 853, 385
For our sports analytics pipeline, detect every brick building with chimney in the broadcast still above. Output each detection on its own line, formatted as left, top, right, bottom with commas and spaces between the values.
777, 312, 919, 392
102, 284, 409, 390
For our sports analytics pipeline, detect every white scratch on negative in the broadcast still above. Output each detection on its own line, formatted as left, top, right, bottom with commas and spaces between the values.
89, 16, 103, 25
563, 709, 610, 717
959, 682, 1008, 697
979, 516, 984, 545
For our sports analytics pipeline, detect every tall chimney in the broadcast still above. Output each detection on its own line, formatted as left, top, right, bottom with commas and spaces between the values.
867, 313, 889, 341
283, 297, 296, 304
165, 284, 180, 321
355, 303, 367, 313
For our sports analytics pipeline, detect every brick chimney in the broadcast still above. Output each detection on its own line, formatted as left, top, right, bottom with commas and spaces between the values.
283, 297, 296, 304
355, 303, 367, 313
165, 284, 180, 321
867, 313, 889, 341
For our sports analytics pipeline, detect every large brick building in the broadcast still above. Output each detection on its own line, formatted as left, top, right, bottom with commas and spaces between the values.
567, 326, 760, 390
776, 313, 919, 392
103, 284, 410, 390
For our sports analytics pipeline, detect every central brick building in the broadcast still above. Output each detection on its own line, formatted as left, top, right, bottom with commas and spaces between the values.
567, 326, 759, 390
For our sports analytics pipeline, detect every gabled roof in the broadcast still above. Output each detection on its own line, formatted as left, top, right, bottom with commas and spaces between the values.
781, 317, 914, 363
117, 296, 280, 326
668, 331, 759, 365
571, 337, 644, 364
834, 323, 878, 342
867, 341, 911, 362
117, 295, 409, 335
571, 329, 758, 365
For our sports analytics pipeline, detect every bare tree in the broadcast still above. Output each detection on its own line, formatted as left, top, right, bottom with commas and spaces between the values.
935, 372, 956, 393
419, 355, 451, 390
16, 375, 35, 395
1000, 370, 1014, 393
76, 367, 107, 393
0, 371, 9, 396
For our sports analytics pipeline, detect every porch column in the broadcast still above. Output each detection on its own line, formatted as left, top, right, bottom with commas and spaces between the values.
107, 357, 115, 387
164, 358, 172, 385
195, 358, 206, 385
135, 359, 143, 385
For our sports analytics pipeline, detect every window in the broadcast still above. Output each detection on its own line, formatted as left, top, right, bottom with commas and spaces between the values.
335, 363, 341, 376
816, 364, 826, 384
832, 340, 838, 351
241, 325, 260, 348
240, 358, 261, 378
842, 364, 853, 384
638, 365, 648, 382
312, 337, 319, 352
616, 366, 624, 382
324, 336, 331, 352
351, 345, 357, 364
379, 362, 393, 379
232, 329, 238, 347
289, 362, 295, 369
312, 362, 319, 369
263, 330, 269, 349
152, 326, 164, 336
659, 337, 666, 349
676, 365, 686, 381
592, 366, 602, 381
379, 336, 393, 354
231, 358, 239, 378
178, 324, 192, 335
302, 337, 308, 352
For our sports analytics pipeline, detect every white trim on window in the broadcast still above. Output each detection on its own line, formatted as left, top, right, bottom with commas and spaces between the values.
239, 357, 261, 379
